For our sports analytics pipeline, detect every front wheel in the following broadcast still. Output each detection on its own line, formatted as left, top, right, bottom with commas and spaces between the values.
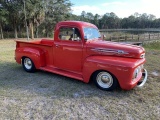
22, 57, 36, 72
93, 71, 118, 91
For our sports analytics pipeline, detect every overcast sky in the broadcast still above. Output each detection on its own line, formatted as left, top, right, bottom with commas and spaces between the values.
70, 0, 160, 18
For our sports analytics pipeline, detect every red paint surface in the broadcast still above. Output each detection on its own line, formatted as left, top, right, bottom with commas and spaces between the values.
15, 21, 146, 90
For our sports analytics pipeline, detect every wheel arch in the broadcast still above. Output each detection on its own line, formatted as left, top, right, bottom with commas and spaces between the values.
16, 47, 46, 69
89, 69, 119, 84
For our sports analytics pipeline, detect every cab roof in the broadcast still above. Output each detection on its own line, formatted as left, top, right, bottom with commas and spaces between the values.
56, 21, 97, 28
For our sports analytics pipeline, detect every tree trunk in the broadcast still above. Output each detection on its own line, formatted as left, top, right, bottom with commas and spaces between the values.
13, 20, 18, 39
30, 22, 34, 39
35, 23, 39, 38
14, 27, 18, 39
0, 23, 4, 39
46, 30, 49, 38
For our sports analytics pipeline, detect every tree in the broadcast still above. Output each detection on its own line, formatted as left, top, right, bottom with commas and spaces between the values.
100, 12, 120, 29
80, 11, 86, 21
148, 14, 156, 21
2, 0, 22, 38
41, 0, 72, 37
24, 0, 45, 39
1, 1, 160, 39
93, 14, 100, 28
0, 3, 8, 39
0, 0, 72, 39
86, 12, 94, 21
69, 14, 81, 21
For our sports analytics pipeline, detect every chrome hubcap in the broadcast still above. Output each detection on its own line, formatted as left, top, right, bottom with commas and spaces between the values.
97, 72, 113, 88
24, 58, 32, 70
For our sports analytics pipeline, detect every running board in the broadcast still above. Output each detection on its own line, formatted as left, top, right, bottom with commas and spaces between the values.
40, 66, 83, 81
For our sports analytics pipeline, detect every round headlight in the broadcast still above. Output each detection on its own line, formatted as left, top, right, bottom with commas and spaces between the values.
140, 53, 145, 58
133, 68, 139, 79
132, 66, 141, 79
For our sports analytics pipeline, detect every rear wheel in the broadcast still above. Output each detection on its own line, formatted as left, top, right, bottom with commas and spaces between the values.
22, 57, 36, 72
93, 71, 118, 91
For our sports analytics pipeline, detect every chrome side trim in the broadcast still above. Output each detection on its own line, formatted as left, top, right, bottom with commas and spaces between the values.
137, 69, 148, 88
91, 48, 129, 55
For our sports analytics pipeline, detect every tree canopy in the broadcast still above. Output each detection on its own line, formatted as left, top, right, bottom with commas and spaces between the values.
72, 11, 160, 29
0, 0, 72, 39
0, 0, 160, 39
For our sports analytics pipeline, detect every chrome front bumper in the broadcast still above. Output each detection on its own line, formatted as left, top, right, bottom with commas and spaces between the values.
137, 69, 148, 88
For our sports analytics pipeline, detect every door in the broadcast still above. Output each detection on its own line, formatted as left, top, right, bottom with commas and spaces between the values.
54, 26, 83, 72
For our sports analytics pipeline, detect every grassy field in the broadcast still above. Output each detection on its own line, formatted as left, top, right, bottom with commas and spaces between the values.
0, 39, 160, 119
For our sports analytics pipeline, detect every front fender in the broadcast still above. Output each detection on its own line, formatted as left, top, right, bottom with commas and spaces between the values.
15, 47, 45, 69
82, 56, 145, 89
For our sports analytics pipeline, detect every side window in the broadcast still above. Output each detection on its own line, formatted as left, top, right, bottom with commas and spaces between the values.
59, 27, 81, 41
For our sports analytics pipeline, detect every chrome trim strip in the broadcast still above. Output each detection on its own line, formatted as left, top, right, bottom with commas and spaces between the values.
91, 48, 129, 55
137, 69, 148, 88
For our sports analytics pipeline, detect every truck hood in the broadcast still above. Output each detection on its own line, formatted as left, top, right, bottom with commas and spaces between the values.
86, 40, 145, 59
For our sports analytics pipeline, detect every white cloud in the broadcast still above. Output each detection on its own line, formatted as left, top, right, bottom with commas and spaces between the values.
71, 5, 104, 15
139, 0, 160, 17
71, 0, 160, 18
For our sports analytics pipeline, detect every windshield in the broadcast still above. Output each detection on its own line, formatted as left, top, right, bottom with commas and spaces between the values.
83, 27, 101, 40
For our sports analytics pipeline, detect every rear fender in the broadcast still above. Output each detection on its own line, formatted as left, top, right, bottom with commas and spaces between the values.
15, 47, 45, 69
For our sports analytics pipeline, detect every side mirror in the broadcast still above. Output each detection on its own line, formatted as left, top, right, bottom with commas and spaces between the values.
102, 35, 106, 40
84, 36, 88, 41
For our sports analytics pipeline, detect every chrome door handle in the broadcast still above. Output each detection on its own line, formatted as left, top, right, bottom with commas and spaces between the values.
55, 44, 59, 47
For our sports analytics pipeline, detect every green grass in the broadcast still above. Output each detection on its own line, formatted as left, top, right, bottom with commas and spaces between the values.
0, 39, 160, 119
143, 41, 160, 50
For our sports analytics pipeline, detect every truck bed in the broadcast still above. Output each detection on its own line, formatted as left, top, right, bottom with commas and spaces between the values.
16, 39, 55, 66
16, 39, 54, 47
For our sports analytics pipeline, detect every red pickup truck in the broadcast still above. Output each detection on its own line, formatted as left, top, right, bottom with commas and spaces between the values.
15, 21, 148, 91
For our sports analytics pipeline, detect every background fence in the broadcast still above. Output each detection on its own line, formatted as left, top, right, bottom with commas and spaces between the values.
105, 33, 160, 42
